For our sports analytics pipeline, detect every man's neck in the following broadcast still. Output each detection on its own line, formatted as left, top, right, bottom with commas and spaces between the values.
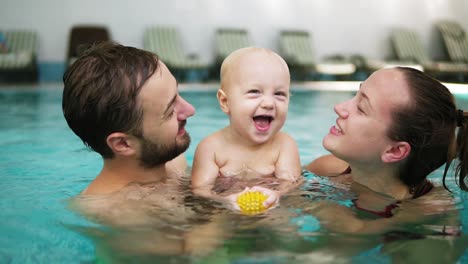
82, 157, 168, 195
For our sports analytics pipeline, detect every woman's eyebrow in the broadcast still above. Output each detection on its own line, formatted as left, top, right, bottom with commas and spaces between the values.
357, 83, 373, 111
360, 90, 373, 111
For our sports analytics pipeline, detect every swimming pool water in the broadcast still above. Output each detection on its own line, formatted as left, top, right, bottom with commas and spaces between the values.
1, 86, 468, 263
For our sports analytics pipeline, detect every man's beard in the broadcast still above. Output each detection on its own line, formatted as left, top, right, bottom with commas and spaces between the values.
138, 133, 191, 169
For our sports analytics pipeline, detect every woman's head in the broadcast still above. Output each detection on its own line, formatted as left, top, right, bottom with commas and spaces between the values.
323, 67, 412, 168
389, 67, 461, 190
324, 67, 466, 191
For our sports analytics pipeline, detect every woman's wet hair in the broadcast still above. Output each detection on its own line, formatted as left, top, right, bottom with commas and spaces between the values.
387, 67, 467, 192
63, 42, 159, 158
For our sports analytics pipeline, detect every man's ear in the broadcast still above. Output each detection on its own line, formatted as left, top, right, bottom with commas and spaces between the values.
381, 141, 411, 163
106, 132, 137, 156
217, 88, 229, 114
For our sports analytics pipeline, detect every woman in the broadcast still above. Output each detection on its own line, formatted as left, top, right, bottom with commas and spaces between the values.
304, 66, 468, 234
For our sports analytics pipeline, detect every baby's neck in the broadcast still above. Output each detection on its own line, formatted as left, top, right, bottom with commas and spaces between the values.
223, 126, 274, 149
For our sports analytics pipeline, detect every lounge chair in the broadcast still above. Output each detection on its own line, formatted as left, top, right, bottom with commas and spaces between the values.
215, 28, 252, 63
143, 26, 207, 81
364, 31, 423, 73
391, 28, 468, 81
278, 30, 355, 80
436, 20, 468, 64
0, 30, 38, 83
211, 28, 252, 79
66, 25, 110, 66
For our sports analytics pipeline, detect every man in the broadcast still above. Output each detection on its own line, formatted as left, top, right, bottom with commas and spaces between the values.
63, 42, 195, 196
63, 42, 200, 227
62, 43, 215, 259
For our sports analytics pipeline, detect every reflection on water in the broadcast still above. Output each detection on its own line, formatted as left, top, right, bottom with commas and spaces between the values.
65, 171, 468, 264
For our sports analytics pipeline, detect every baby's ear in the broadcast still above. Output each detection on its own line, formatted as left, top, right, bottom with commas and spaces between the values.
217, 89, 229, 114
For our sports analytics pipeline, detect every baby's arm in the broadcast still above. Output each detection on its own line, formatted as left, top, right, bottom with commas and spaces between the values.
275, 133, 302, 183
191, 138, 239, 207
250, 133, 301, 207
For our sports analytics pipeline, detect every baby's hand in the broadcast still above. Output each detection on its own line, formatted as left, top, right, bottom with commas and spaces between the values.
224, 187, 252, 211
249, 186, 280, 209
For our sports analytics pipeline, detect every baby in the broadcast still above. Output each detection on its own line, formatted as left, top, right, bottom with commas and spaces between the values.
191, 47, 301, 211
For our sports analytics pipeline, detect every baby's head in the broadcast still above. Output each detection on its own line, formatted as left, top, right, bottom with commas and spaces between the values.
219, 47, 290, 94
217, 47, 291, 144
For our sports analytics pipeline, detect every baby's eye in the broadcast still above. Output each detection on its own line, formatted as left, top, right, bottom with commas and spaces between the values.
247, 89, 260, 94
275, 91, 287, 97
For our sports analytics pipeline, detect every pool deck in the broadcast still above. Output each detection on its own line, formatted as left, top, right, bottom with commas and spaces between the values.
1, 81, 468, 94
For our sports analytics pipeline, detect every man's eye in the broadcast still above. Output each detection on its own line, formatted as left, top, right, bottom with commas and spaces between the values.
167, 109, 175, 118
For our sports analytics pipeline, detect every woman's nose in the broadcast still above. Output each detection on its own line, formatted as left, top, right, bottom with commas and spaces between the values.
334, 100, 349, 118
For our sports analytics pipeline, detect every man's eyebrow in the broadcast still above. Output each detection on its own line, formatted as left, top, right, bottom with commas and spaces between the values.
163, 82, 179, 116
163, 93, 177, 116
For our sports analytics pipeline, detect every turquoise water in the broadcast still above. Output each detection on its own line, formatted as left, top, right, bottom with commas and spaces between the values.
1, 86, 468, 263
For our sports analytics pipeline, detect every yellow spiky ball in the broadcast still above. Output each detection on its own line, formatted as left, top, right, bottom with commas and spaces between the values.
237, 191, 268, 215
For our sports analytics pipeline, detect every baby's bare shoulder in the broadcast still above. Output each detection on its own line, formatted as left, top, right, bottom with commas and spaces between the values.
274, 132, 298, 146
197, 131, 224, 149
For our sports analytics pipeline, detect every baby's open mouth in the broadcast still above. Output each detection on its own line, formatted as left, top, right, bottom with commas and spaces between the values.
253, 115, 273, 131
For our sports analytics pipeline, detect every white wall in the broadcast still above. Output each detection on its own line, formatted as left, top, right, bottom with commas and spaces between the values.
1, 0, 467, 63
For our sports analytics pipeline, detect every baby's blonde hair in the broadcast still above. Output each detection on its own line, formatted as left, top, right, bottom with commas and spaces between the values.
219, 47, 289, 92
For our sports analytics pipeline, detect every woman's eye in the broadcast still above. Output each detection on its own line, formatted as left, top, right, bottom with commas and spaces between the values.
247, 89, 260, 94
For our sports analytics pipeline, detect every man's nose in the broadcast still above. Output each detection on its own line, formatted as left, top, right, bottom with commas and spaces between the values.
178, 96, 195, 119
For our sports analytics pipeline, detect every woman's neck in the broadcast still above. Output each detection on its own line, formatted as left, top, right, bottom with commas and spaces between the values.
350, 165, 412, 200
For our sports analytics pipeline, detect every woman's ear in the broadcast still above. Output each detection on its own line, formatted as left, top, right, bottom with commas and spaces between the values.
106, 132, 137, 156
217, 88, 229, 114
381, 141, 411, 163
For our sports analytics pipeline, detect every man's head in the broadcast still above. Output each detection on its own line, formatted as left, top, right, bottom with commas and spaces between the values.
63, 42, 195, 167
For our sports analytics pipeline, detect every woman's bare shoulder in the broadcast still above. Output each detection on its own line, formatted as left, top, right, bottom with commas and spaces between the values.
304, 154, 350, 177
